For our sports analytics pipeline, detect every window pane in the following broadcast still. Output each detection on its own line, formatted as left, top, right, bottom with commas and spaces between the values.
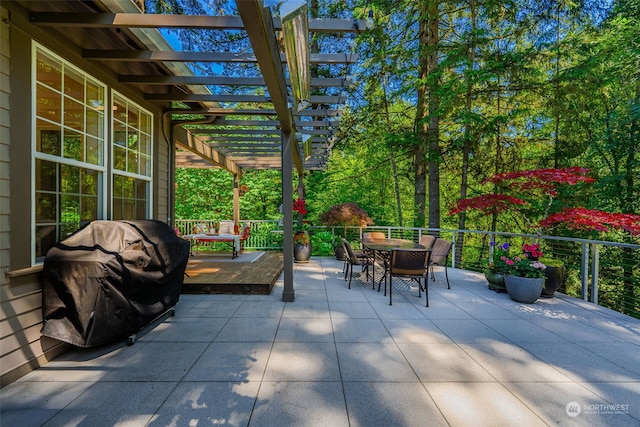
86, 108, 103, 139
114, 122, 126, 147
139, 112, 150, 134
87, 81, 104, 110
36, 51, 62, 91
139, 154, 150, 176
113, 96, 127, 123
136, 200, 147, 219
86, 136, 102, 165
123, 177, 134, 197
81, 196, 97, 221
36, 159, 57, 192
124, 200, 135, 219
139, 133, 150, 155
113, 199, 123, 220
60, 194, 80, 224
60, 164, 80, 193
128, 107, 139, 129
64, 97, 84, 132
64, 68, 84, 102
113, 145, 126, 171
37, 122, 61, 155
36, 84, 61, 123
82, 168, 99, 195
127, 150, 138, 173
36, 225, 57, 259
63, 129, 83, 162
127, 131, 138, 150
36, 192, 56, 222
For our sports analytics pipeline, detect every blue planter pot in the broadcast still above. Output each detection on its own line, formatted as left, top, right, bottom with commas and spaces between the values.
504, 275, 544, 304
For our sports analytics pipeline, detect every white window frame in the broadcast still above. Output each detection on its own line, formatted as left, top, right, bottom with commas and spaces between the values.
110, 91, 153, 220
31, 43, 108, 265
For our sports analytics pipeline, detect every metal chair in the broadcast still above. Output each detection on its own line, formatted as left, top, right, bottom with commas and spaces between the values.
341, 238, 371, 289
429, 238, 453, 289
387, 248, 431, 306
362, 231, 385, 242
419, 234, 436, 249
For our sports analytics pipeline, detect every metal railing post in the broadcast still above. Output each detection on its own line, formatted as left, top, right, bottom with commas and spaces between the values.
581, 242, 589, 301
590, 243, 599, 305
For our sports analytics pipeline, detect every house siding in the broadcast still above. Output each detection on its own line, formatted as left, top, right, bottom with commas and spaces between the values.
0, 3, 172, 387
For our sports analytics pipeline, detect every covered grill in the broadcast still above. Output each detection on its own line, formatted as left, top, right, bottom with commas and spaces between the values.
41, 220, 190, 347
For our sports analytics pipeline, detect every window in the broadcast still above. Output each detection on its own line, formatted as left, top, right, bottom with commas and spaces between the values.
111, 93, 152, 220
33, 45, 106, 261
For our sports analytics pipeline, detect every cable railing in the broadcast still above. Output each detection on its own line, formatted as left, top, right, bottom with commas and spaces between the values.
175, 219, 640, 319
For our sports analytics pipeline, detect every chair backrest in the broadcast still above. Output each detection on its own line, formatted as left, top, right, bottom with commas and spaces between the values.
430, 238, 452, 265
419, 235, 436, 249
362, 232, 385, 242
390, 249, 429, 276
218, 220, 234, 234
341, 238, 360, 264
240, 226, 251, 240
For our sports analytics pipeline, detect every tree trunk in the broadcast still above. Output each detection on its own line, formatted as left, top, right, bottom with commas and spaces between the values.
414, 0, 440, 230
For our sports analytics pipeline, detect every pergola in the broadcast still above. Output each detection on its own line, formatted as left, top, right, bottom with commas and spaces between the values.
24, 0, 363, 301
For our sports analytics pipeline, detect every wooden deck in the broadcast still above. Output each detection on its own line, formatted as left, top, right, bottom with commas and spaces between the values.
181, 251, 283, 295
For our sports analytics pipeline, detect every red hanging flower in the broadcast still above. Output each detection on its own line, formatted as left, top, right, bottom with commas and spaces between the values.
293, 198, 307, 215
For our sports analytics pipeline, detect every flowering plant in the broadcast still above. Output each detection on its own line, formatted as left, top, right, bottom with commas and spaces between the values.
293, 230, 310, 245
489, 241, 511, 273
501, 244, 547, 278
522, 243, 543, 259
293, 198, 307, 215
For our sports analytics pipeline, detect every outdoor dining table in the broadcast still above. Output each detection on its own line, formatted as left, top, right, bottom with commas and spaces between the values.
361, 238, 426, 291
183, 233, 242, 258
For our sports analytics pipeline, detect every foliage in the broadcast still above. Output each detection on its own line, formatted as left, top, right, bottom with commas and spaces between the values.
311, 231, 334, 256
540, 208, 640, 236
318, 202, 374, 227
448, 167, 640, 239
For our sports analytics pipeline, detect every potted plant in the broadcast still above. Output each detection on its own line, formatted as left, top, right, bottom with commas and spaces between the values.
502, 244, 547, 303
485, 241, 510, 292
292, 199, 311, 262
539, 257, 566, 297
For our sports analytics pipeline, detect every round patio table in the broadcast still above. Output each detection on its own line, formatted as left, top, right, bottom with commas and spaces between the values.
362, 238, 426, 291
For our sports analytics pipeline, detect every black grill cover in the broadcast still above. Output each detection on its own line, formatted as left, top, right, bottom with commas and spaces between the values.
41, 220, 190, 347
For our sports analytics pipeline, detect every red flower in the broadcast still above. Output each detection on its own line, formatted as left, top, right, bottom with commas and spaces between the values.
293, 198, 307, 215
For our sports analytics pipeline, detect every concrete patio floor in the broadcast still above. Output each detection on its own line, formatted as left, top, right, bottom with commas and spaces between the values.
2, 256, 639, 427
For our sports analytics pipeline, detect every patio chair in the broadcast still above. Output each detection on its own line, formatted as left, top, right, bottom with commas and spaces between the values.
239, 225, 251, 253
429, 238, 453, 289
341, 238, 371, 289
419, 234, 436, 249
362, 231, 385, 242
387, 248, 431, 306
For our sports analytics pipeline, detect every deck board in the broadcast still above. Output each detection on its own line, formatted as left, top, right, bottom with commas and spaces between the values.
181, 251, 283, 295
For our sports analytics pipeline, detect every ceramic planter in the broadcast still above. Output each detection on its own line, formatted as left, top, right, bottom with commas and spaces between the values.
504, 275, 544, 303
484, 268, 506, 293
541, 264, 566, 298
